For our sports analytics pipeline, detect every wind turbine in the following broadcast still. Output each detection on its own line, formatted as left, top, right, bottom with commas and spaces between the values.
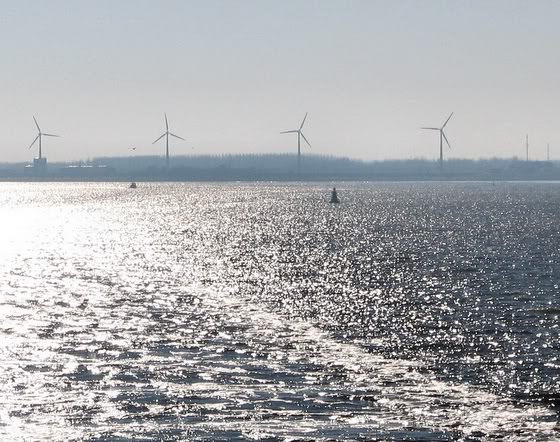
280, 113, 311, 173
28, 116, 60, 159
421, 112, 453, 169
152, 113, 185, 167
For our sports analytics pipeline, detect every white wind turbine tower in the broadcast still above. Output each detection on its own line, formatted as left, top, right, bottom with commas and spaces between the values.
421, 112, 453, 169
280, 112, 311, 173
152, 113, 185, 167
28, 116, 60, 160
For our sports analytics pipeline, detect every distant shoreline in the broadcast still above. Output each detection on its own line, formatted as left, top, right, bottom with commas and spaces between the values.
1, 154, 558, 183
1, 176, 560, 183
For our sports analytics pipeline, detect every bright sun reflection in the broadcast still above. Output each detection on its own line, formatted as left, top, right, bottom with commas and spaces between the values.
0, 182, 558, 441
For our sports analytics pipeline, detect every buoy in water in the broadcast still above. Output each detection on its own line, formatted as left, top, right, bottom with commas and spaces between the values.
330, 187, 340, 204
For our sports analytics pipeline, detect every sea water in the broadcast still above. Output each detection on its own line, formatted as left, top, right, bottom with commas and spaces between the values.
0, 182, 558, 441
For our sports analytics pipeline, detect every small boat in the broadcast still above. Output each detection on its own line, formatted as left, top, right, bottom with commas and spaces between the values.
129, 182, 137, 189
330, 187, 340, 204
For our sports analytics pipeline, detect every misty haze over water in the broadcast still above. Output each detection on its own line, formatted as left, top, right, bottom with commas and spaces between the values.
0, 182, 559, 441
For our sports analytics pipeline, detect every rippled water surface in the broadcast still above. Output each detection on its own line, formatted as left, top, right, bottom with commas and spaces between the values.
0, 182, 559, 441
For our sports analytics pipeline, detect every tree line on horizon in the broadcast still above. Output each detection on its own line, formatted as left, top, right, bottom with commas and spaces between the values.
0, 153, 557, 180
93, 153, 557, 175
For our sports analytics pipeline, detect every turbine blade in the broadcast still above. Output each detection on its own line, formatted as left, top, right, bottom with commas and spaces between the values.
42, 133, 60, 137
169, 132, 185, 141
421, 127, 439, 130
301, 132, 311, 148
28, 135, 39, 149
164, 113, 169, 131
442, 131, 451, 149
280, 130, 298, 134
33, 116, 40, 132
442, 112, 453, 129
152, 133, 166, 144
299, 112, 308, 130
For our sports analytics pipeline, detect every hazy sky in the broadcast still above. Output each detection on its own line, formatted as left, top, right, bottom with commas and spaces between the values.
1, 0, 560, 162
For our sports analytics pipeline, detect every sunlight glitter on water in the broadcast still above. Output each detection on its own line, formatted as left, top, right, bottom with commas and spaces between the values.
0, 182, 558, 441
